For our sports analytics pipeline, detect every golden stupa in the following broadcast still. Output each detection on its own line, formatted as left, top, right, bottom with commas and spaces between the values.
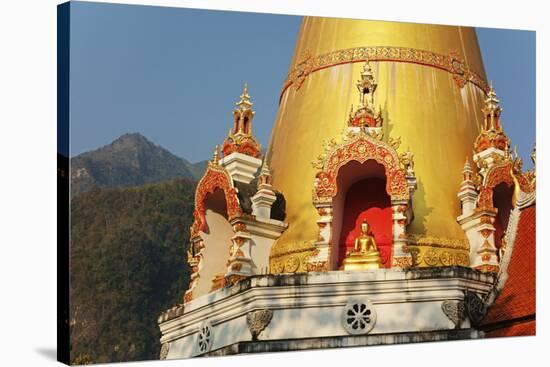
267, 17, 488, 271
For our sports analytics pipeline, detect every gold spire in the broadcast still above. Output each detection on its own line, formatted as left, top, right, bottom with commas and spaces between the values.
462, 157, 472, 180
212, 145, 219, 164
482, 81, 502, 131
474, 82, 510, 153
348, 61, 382, 128
258, 158, 273, 189
221, 83, 262, 158
356, 61, 377, 110
235, 82, 253, 111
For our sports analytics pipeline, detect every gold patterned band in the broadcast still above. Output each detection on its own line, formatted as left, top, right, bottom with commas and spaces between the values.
281, 46, 488, 98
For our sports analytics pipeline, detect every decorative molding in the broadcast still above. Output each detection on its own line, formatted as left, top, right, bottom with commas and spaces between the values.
282, 46, 487, 98
342, 299, 377, 335
246, 309, 274, 341
306, 260, 329, 272
441, 300, 466, 327
197, 320, 213, 354
407, 234, 470, 250
159, 343, 170, 360
464, 290, 487, 326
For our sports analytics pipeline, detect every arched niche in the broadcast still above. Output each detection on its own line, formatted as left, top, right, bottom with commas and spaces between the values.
194, 189, 235, 298
309, 132, 414, 271
186, 163, 242, 303
492, 182, 514, 252
333, 160, 392, 268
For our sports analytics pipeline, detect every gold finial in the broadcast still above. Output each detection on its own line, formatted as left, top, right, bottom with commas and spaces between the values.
531, 144, 536, 166
482, 81, 502, 130
236, 82, 253, 110
213, 145, 219, 164
356, 60, 377, 106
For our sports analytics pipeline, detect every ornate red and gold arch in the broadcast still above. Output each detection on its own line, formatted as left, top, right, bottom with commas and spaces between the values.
190, 163, 242, 238
309, 130, 414, 270
313, 134, 409, 203
478, 161, 533, 211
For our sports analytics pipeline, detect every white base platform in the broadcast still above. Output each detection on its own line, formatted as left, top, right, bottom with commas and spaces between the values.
159, 267, 494, 359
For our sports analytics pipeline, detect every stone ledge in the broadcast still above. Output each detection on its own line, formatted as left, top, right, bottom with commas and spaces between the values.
203, 328, 482, 357
164, 267, 495, 324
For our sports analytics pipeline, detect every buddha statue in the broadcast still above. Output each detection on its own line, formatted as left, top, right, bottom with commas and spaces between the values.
341, 220, 383, 270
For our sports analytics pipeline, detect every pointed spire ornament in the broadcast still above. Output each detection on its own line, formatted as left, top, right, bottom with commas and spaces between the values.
482, 81, 502, 131
347, 61, 382, 128
212, 145, 220, 164
257, 159, 273, 190
462, 157, 474, 183
473, 83, 510, 154
356, 60, 377, 107
236, 82, 253, 111
221, 83, 262, 159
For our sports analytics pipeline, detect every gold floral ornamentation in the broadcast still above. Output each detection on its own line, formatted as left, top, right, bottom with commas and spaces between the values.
269, 241, 316, 274
406, 234, 470, 251
282, 46, 487, 98
284, 256, 301, 273
406, 244, 469, 267
392, 256, 413, 268
439, 251, 453, 266
271, 260, 284, 274
288, 50, 315, 90
423, 249, 439, 266
306, 261, 329, 272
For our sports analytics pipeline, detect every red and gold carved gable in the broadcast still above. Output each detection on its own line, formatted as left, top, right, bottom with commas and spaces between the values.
313, 134, 408, 202
221, 135, 261, 158
478, 161, 533, 210
474, 131, 510, 154
191, 164, 242, 237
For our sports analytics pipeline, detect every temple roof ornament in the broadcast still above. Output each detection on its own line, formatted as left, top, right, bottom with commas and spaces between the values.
348, 61, 383, 128
473, 82, 511, 154
221, 83, 262, 158
257, 159, 273, 190
460, 158, 481, 188
212, 145, 220, 165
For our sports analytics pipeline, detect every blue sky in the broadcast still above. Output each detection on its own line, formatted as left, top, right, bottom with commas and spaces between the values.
69, 1, 535, 169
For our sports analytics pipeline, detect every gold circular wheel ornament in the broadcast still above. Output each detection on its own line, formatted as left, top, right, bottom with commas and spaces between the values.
284, 256, 300, 273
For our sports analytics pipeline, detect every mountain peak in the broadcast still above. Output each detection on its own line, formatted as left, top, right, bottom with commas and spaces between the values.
71, 133, 207, 196
115, 132, 148, 143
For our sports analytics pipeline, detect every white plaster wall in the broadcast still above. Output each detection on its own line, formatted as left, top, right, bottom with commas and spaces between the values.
249, 236, 273, 274
161, 269, 493, 359
194, 209, 233, 298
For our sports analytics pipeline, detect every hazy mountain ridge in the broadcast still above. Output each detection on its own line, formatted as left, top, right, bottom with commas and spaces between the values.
71, 133, 207, 196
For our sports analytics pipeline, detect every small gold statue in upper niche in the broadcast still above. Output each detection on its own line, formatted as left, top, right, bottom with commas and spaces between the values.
342, 220, 383, 270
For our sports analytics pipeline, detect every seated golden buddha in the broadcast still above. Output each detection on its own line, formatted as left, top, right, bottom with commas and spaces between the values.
341, 220, 383, 270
